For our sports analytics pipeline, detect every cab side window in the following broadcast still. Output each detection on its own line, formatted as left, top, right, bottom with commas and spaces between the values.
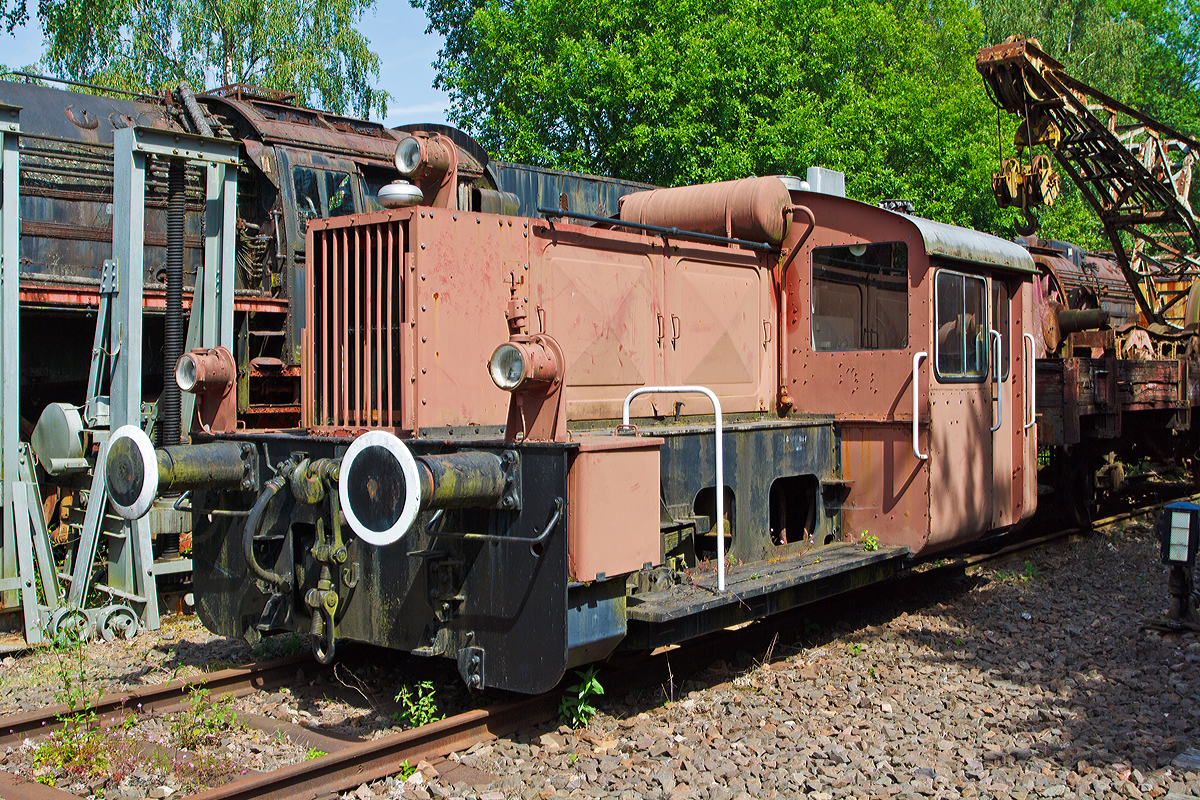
326, 171, 357, 217
811, 242, 909, 351
293, 167, 322, 232
992, 280, 1010, 380
935, 270, 988, 381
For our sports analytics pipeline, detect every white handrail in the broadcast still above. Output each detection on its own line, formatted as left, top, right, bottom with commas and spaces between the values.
622, 386, 726, 591
1023, 333, 1036, 431
990, 330, 1003, 432
912, 352, 928, 461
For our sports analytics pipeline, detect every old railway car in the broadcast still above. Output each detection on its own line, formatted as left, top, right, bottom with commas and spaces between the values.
105, 167, 1039, 693
1, 78, 650, 432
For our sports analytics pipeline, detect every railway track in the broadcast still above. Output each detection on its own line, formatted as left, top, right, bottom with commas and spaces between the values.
0, 491, 1187, 800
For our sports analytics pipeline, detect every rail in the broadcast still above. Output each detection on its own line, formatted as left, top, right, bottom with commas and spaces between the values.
622, 386, 726, 591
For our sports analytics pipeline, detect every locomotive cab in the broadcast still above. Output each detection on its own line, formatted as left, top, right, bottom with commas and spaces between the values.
787, 193, 1038, 554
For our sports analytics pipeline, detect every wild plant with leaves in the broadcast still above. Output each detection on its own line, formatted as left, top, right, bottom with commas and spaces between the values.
559, 666, 604, 728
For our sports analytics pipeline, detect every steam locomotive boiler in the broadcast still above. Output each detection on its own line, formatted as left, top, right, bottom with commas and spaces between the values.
105, 158, 1039, 692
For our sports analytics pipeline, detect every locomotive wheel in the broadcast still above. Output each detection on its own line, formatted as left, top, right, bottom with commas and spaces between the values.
49, 607, 92, 646
98, 605, 140, 642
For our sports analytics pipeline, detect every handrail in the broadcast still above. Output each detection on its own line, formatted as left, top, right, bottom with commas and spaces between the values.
622, 386, 726, 591
537, 207, 775, 252
1023, 333, 1036, 431
912, 353, 928, 461
990, 329, 1003, 432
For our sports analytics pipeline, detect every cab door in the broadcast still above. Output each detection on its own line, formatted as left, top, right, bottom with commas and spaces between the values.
993, 276, 1038, 528
991, 278, 1015, 528
928, 266, 993, 548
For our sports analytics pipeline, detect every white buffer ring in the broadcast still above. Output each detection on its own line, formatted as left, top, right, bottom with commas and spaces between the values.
338, 430, 422, 546
106, 424, 159, 520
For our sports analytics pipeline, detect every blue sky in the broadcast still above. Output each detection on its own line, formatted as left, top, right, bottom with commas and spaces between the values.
0, 2, 452, 128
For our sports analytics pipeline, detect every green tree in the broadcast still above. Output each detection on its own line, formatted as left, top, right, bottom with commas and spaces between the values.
421, 0, 1009, 227
1, 0, 388, 117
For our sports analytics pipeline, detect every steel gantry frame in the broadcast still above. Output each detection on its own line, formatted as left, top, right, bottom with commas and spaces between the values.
977, 36, 1200, 327
60, 126, 240, 641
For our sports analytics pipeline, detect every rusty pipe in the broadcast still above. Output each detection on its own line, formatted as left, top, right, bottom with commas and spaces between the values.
776, 205, 816, 412
1057, 307, 1110, 334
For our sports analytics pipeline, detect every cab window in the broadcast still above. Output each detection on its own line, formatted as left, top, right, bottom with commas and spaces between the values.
811, 242, 908, 351
935, 269, 988, 381
993, 280, 1010, 380
293, 167, 322, 229
291, 167, 359, 234
326, 171, 356, 216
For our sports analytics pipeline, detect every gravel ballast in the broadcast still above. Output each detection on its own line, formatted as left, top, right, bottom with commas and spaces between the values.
381, 514, 1200, 800
0, 511, 1197, 799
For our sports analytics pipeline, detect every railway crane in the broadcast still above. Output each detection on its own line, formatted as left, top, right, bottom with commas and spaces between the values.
976, 36, 1200, 328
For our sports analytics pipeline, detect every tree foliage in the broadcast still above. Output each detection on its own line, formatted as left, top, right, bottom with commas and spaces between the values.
1, 0, 388, 117
416, 0, 1200, 245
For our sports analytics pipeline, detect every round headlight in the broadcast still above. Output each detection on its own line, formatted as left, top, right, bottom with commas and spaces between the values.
175, 353, 198, 393
489, 343, 526, 391
395, 137, 422, 176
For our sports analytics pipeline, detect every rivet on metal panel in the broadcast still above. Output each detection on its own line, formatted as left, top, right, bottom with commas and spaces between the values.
477, 217, 481, 223
524, 264, 529, 269
421, 243, 426, 249
421, 274, 425, 280
524, 231, 528, 237
422, 336, 427, 342
524, 222, 529, 228
422, 305, 426, 311
423, 399, 427, 405
422, 368, 426, 374
454, 215, 458, 221
421, 212, 426, 218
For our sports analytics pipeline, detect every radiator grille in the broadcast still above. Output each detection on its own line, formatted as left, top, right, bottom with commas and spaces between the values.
303, 219, 405, 430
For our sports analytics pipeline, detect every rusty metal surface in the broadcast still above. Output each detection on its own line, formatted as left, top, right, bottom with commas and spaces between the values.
0, 81, 171, 146
619, 176, 792, 244
567, 437, 662, 581
199, 92, 402, 169
977, 36, 1200, 326
304, 216, 405, 431
18, 285, 287, 313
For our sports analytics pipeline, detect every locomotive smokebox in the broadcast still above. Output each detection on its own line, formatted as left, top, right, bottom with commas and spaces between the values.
619, 175, 792, 244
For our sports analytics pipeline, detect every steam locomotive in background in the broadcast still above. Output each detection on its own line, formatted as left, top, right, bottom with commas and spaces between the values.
7, 76, 1197, 691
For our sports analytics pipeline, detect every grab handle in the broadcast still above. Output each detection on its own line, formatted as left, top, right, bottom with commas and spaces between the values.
990, 330, 1003, 432
912, 352, 928, 461
1023, 332, 1036, 431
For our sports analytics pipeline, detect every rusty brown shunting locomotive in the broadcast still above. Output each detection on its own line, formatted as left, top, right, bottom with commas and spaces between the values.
104, 150, 1048, 692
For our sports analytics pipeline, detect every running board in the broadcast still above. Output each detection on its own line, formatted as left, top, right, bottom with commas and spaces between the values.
623, 543, 908, 649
